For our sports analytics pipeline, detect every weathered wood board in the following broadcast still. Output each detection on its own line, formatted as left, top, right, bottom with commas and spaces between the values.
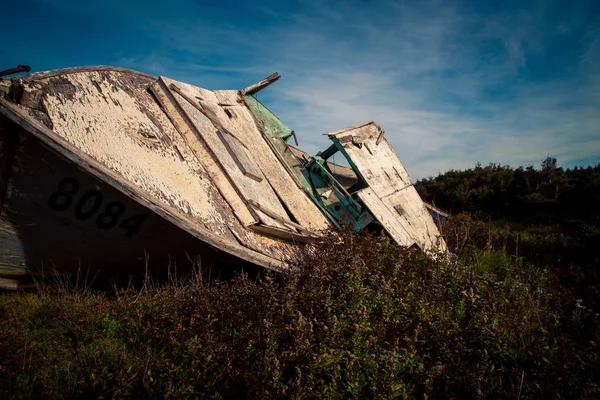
329, 123, 447, 253
39, 71, 234, 238
149, 79, 298, 257
157, 77, 329, 232
0, 120, 25, 277
216, 90, 331, 232
156, 77, 290, 230
149, 79, 258, 228
0, 70, 294, 274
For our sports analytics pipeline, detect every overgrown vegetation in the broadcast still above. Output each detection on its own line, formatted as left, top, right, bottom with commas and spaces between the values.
416, 158, 600, 308
1, 159, 598, 399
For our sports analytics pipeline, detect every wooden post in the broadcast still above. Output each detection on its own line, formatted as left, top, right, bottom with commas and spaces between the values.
0, 65, 31, 78
241, 72, 280, 96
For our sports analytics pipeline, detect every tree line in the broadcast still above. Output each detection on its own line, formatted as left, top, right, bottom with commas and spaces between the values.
415, 157, 600, 230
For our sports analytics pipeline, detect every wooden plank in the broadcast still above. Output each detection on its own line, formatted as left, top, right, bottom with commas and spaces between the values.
247, 200, 318, 237
151, 80, 298, 260
149, 80, 258, 228
0, 95, 287, 272
241, 72, 280, 96
334, 122, 447, 253
216, 90, 331, 231
357, 188, 415, 247
378, 188, 447, 253
20, 65, 155, 82
248, 224, 318, 244
220, 132, 263, 181
159, 77, 291, 230
0, 215, 26, 275
170, 85, 263, 182
0, 65, 30, 77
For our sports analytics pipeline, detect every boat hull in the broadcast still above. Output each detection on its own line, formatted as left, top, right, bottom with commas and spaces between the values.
0, 119, 257, 286
0, 65, 448, 288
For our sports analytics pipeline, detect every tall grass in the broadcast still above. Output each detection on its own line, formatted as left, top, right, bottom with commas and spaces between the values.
0, 220, 598, 398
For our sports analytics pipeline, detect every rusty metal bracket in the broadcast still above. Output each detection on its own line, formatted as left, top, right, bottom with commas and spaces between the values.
376, 127, 385, 145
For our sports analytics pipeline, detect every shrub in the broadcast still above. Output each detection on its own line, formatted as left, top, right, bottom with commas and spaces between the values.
0, 227, 598, 398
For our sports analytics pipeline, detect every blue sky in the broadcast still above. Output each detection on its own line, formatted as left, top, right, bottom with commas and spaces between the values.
2, 0, 599, 178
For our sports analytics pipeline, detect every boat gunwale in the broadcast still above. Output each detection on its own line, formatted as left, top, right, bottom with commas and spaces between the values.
11, 65, 156, 82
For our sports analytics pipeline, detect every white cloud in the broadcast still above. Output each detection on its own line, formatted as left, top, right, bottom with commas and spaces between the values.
112, 0, 599, 179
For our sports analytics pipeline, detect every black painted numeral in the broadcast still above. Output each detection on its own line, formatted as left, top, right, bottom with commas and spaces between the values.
119, 214, 149, 237
48, 177, 148, 236
48, 177, 80, 211
74, 190, 103, 220
96, 202, 126, 229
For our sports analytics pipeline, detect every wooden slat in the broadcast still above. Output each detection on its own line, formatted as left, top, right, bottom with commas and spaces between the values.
357, 187, 416, 247
170, 85, 263, 182
0, 215, 26, 273
334, 123, 447, 253
248, 224, 318, 244
215, 90, 331, 231
159, 77, 291, 230
20, 65, 156, 82
241, 72, 280, 96
220, 132, 263, 181
247, 200, 319, 237
150, 80, 258, 228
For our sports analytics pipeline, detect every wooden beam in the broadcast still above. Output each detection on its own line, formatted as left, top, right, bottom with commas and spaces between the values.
247, 199, 319, 237
0, 65, 30, 78
241, 72, 280, 96
20, 66, 154, 82
248, 224, 318, 244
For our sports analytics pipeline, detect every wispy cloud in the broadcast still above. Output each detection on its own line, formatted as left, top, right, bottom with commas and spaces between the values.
4, 0, 599, 179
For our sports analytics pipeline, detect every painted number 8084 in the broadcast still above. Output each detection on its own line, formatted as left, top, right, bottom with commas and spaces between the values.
48, 177, 148, 237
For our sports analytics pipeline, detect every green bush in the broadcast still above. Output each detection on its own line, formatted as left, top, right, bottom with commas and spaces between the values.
0, 227, 598, 398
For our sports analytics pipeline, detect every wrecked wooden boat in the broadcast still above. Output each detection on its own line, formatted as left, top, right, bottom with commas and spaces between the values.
0, 66, 447, 289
